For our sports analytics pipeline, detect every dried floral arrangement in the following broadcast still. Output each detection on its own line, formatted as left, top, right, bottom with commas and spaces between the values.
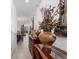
39, 5, 60, 32
55, 0, 67, 37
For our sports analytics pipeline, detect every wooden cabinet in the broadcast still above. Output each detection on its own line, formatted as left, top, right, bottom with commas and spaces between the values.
29, 36, 54, 59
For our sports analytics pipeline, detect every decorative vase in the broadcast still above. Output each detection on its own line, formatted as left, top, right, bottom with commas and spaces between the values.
39, 31, 56, 48
38, 5, 59, 48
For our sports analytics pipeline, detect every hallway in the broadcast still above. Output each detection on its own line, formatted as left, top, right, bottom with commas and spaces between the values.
12, 34, 32, 59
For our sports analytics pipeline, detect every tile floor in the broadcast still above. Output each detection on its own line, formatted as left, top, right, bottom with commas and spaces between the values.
12, 34, 32, 59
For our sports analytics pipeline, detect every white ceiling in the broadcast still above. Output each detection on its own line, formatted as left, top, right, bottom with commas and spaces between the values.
13, 0, 41, 17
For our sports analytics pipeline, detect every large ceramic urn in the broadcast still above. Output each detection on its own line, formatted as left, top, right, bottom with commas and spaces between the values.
38, 5, 59, 48
39, 31, 56, 48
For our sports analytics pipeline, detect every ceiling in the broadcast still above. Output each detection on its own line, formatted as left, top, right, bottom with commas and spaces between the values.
13, 0, 41, 17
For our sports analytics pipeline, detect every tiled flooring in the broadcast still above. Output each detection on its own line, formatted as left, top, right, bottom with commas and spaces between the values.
12, 34, 32, 59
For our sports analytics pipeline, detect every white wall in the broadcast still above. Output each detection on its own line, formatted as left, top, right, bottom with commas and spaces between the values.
11, 0, 17, 52
17, 16, 32, 34
34, 0, 59, 30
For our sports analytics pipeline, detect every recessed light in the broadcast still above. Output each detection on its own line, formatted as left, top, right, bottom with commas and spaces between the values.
25, 0, 29, 3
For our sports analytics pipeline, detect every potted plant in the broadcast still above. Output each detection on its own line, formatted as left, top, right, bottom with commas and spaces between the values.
39, 5, 59, 48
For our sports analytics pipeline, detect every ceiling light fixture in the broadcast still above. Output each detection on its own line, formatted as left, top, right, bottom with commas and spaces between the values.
25, 0, 29, 3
